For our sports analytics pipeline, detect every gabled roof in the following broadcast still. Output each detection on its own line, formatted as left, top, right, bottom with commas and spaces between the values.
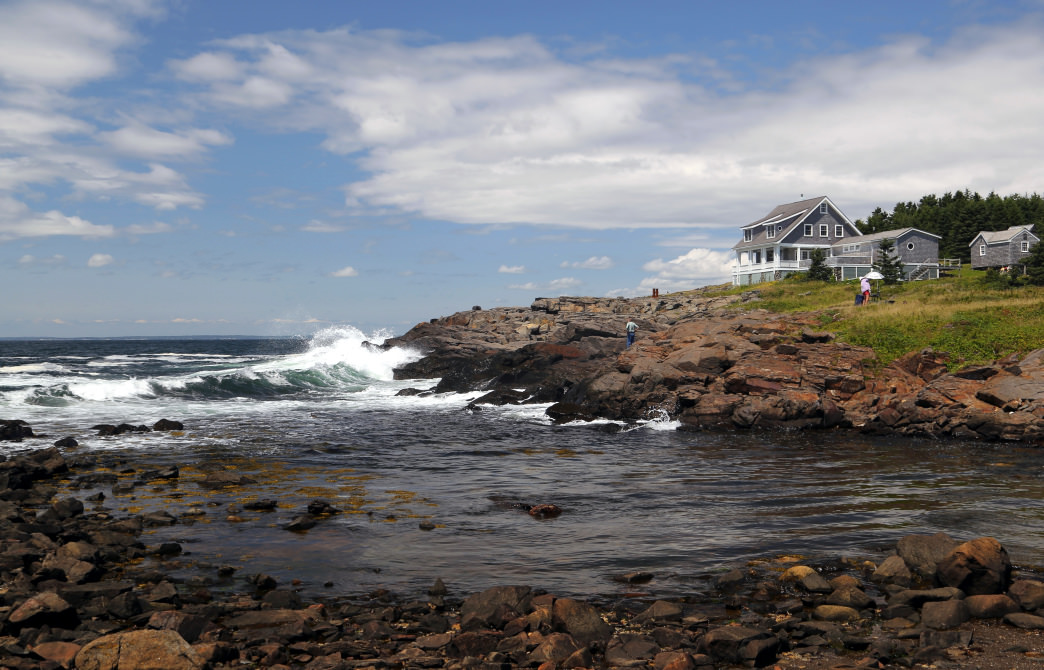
968, 225, 1038, 246
853, 227, 942, 244
733, 196, 860, 250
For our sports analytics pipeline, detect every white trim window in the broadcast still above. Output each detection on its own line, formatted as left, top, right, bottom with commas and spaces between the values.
744, 229, 752, 242
804, 224, 813, 237
1022, 240, 1031, 252
907, 242, 915, 251
835, 225, 843, 238
979, 244, 986, 256
820, 203, 827, 214
819, 224, 828, 237
766, 225, 775, 238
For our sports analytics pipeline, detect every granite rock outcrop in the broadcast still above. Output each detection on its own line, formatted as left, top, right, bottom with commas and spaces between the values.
386, 288, 1044, 442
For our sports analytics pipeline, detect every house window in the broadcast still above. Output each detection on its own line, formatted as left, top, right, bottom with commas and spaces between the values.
800, 249, 810, 260
766, 225, 774, 238
744, 229, 752, 242
835, 225, 843, 238
804, 224, 813, 237
979, 245, 986, 256
907, 242, 915, 251
766, 249, 774, 262
752, 250, 761, 264
820, 203, 827, 214
819, 224, 828, 237
1022, 241, 1031, 252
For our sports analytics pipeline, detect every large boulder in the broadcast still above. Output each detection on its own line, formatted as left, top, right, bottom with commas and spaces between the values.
937, 537, 1012, 595
75, 629, 203, 670
460, 586, 533, 631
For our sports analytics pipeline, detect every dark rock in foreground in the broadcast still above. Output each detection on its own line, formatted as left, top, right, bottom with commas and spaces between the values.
1, 445, 1043, 669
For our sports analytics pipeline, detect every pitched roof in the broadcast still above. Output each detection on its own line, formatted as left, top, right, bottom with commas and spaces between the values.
741, 196, 827, 230
855, 227, 941, 243
970, 225, 1038, 246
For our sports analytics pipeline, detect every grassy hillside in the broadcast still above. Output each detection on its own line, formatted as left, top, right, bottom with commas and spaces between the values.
708, 267, 1044, 369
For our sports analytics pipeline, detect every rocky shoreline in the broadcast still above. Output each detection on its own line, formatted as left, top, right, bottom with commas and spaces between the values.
386, 288, 1044, 444
2, 436, 1044, 669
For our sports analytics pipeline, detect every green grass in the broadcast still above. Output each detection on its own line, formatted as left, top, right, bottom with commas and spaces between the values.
707, 267, 1044, 369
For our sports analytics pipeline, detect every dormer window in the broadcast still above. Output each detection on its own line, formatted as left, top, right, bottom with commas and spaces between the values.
744, 229, 752, 242
766, 225, 775, 238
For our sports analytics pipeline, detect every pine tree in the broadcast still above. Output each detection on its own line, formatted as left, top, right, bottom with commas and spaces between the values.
805, 248, 833, 281
873, 238, 904, 284
1025, 237, 1044, 285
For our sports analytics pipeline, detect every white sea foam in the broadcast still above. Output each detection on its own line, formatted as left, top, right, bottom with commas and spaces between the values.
0, 362, 66, 374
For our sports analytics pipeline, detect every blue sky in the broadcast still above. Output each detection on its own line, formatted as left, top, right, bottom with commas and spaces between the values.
3, 0, 1043, 337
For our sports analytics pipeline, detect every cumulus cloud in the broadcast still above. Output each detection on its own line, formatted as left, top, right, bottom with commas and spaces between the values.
498, 264, 526, 274
640, 248, 737, 292
330, 266, 358, 277
0, 195, 114, 241
508, 276, 582, 294
561, 256, 613, 270
87, 253, 114, 267
167, 20, 1044, 231
102, 123, 233, 159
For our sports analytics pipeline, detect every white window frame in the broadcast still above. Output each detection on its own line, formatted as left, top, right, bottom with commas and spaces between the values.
819, 224, 828, 237
820, 203, 827, 214
907, 242, 915, 251
1022, 240, 1031, 252
744, 229, 752, 242
804, 224, 813, 237
766, 225, 775, 239
766, 248, 774, 262
835, 225, 843, 238
979, 244, 986, 256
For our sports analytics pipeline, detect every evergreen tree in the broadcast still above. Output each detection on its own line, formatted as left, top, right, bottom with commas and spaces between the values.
873, 238, 904, 284
805, 248, 833, 281
1025, 237, 1044, 286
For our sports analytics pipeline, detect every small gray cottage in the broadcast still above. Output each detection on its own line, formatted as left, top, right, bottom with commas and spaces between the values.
732, 196, 942, 285
969, 225, 1039, 271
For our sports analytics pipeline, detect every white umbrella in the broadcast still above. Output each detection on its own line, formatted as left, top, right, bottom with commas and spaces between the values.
864, 271, 884, 280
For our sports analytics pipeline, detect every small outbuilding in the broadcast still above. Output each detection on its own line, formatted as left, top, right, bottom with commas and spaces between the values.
969, 225, 1039, 272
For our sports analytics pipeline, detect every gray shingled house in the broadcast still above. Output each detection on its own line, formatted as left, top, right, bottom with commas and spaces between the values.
732, 196, 942, 285
969, 225, 1039, 271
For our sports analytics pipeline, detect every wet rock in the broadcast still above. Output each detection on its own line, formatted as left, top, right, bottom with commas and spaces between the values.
0, 419, 34, 441
460, 585, 533, 631
937, 537, 1012, 595
896, 532, 959, 581
635, 599, 684, 624
30, 640, 81, 668
871, 554, 913, 586
75, 629, 203, 670
1009, 579, 1044, 611
198, 471, 257, 488
605, 633, 660, 666
53, 436, 78, 448
1004, 612, 1044, 629
964, 593, 1020, 618
552, 597, 613, 648
152, 419, 184, 431
699, 625, 778, 666
7, 591, 78, 630
284, 516, 317, 532
921, 599, 969, 629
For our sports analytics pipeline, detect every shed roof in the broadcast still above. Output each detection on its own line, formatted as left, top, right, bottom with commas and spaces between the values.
969, 225, 1038, 246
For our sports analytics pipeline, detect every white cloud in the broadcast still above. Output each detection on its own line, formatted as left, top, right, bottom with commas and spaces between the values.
302, 220, 344, 233
19, 253, 66, 266
330, 266, 358, 277
508, 276, 582, 294
0, 195, 114, 241
498, 264, 526, 274
641, 248, 737, 292
171, 20, 1044, 231
102, 123, 233, 159
561, 255, 613, 270
87, 253, 114, 267
125, 222, 173, 235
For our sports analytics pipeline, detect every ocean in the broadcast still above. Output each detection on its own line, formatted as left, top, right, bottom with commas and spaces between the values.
2, 328, 1043, 601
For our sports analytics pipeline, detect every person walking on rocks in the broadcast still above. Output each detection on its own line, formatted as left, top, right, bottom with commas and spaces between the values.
625, 320, 639, 348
